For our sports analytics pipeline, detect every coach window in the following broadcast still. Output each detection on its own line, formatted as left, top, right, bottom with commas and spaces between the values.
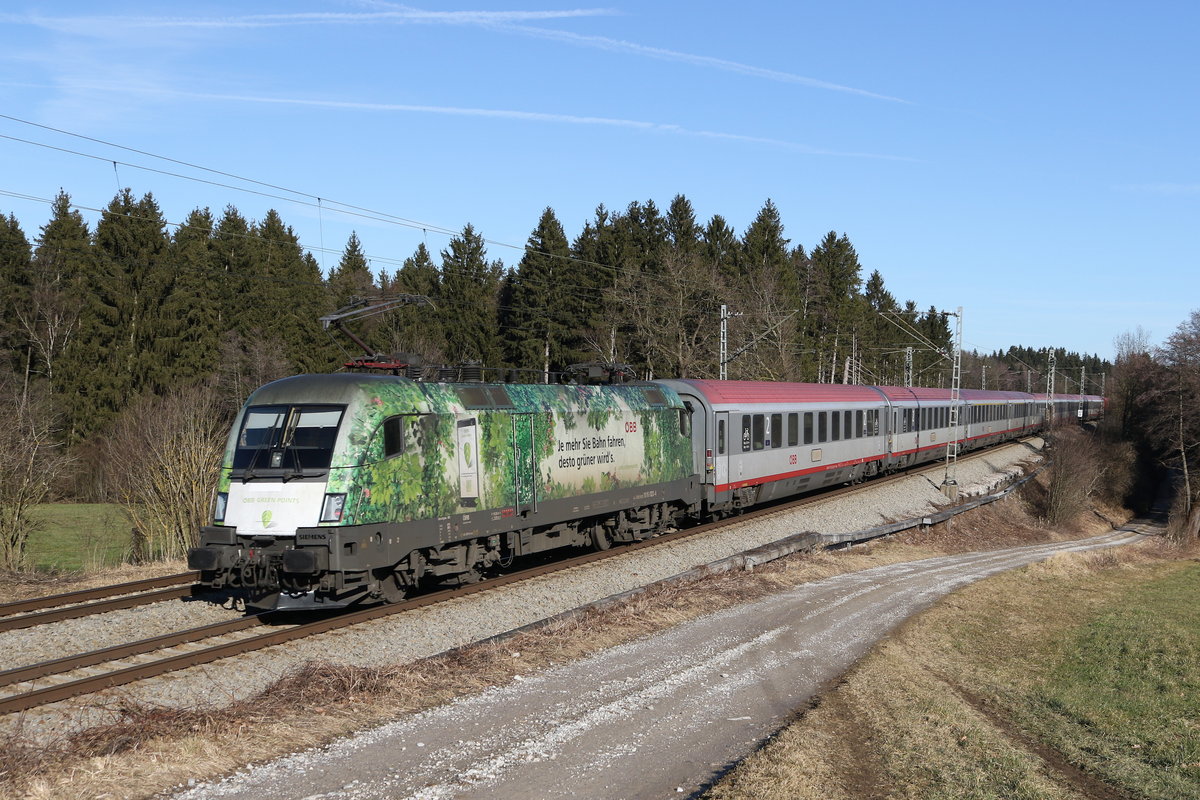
842, 410, 851, 439
753, 414, 765, 450
818, 412, 828, 443
856, 409, 864, 438
831, 411, 841, 441
741, 415, 752, 451
788, 413, 799, 446
771, 414, 783, 449
804, 412, 814, 445
717, 419, 726, 455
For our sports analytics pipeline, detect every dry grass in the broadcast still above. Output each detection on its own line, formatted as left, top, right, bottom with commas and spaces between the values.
705, 532, 1200, 800
0, 483, 1147, 800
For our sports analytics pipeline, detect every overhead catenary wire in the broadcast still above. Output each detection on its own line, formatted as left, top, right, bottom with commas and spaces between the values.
0, 118, 711, 296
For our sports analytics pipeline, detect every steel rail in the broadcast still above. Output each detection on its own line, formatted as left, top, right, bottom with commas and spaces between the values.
0, 586, 199, 634
0, 572, 197, 618
0, 615, 268, 689
0, 439, 1040, 716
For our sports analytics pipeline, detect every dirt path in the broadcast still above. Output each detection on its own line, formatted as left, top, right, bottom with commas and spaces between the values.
174, 527, 1147, 800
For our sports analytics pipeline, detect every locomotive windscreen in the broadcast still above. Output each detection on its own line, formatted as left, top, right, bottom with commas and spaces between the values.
232, 404, 345, 473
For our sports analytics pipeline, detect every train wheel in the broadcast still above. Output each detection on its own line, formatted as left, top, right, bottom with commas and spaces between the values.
593, 525, 613, 551
374, 568, 407, 603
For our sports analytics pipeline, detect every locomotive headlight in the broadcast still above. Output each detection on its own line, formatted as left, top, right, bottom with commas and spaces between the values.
320, 493, 347, 523
213, 492, 228, 523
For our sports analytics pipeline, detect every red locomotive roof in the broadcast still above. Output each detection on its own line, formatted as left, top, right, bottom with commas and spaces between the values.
671, 379, 885, 405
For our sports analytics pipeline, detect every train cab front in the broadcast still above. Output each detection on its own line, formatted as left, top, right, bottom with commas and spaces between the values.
188, 399, 362, 611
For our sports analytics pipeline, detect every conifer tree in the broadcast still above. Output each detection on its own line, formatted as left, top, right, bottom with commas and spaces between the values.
862, 269, 900, 382
250, 210, 333, 374
742, 200, 794, 300
572, 205, 632, 365
163, 208, 220, 385
327, 231, 376, 308
508, 208, 573, 380
27, 193, 89, 390
380, 242, 444, 365
736, 200, 799, 380
702, 214, 741, 285
807, 231, 864, 382
0, 213, 33, 375
60, 189, 172, 439
631, 200, 719, 378
609, 200, 671, 376
439, 224, 503, 369
212, 206, 256, 336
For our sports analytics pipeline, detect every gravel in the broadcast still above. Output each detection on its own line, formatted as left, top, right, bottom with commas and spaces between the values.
0, 440, 1042, 743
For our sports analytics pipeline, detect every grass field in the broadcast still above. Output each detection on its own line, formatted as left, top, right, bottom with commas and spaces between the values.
1022, 562, 1200, 798
24, 503, 131, 572
706, 539, 1200, 800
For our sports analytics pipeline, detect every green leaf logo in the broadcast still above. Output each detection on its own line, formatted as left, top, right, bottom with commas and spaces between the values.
261, 509, 273, 528
463, 441, 473, 467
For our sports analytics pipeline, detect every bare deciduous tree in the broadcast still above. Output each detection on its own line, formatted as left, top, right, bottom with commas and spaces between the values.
0, 377, 71, 570
105, 386, 228, 562
14, 277, 81, 385
1045, 427, 1103, 526
216, 330, 292, 417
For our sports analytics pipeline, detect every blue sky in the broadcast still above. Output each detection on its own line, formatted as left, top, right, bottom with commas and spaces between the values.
1, 1, 1196, 362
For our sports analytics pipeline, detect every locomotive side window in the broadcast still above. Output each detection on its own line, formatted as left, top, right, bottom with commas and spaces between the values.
718, 419, 726, 455
753, 414, 765, 450
788, 413, 799, 446
771, 414, 782, 449
383, 416, 404, 457
804, 412, 814, 445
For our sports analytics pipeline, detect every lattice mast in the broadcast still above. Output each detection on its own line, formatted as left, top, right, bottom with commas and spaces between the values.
943, 307, 963, 492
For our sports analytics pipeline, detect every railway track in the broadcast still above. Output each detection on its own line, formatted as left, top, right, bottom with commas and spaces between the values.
0, 443, 1039, 716
0, 572, 199, 633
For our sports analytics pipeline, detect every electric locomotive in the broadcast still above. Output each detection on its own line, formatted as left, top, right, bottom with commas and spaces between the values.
187, 373, 696, 610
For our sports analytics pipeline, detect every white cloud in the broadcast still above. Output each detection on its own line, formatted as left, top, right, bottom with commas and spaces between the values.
489, 23, 909, 103
84, 84, 912, 160
2, 5, 905, 102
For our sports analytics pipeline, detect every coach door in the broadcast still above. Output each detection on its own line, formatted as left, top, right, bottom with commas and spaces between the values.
713, 411, 730, 487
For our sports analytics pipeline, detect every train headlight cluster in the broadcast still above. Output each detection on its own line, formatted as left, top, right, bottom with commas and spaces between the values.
320, 493, 347, 523
213, 492, 228, 523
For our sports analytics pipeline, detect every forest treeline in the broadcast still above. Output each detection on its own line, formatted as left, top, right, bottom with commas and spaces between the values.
0, 190, 1108, 437
0, 188, 1129, 565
